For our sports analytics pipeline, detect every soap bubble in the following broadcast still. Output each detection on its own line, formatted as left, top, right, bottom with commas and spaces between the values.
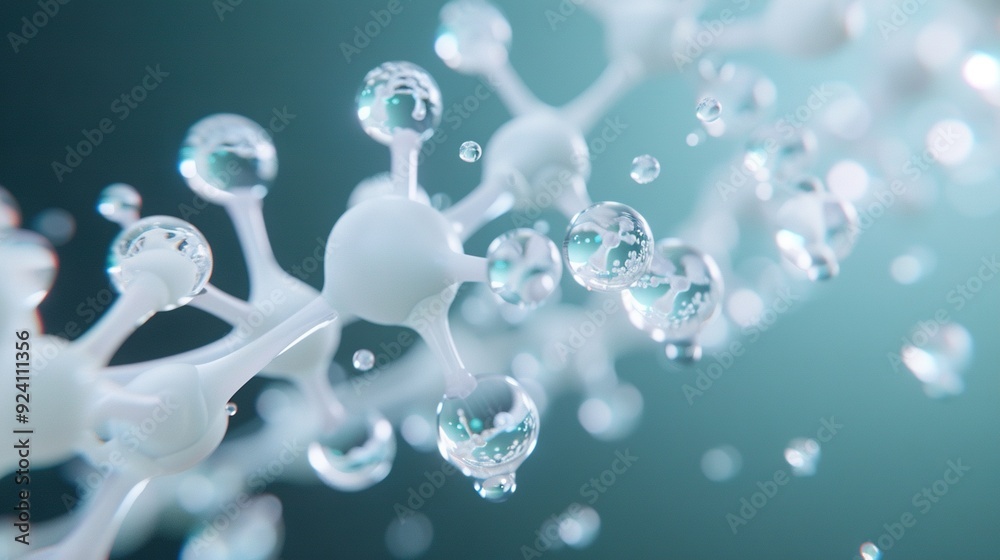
563, 202, 653, 292
784, 438, 821, 477
459, 140, 483, 162
178, 114, 278, 200
630, 154, 660, 184
696, 97, 723, 123
901, 322, 972, 399
353, 349, 376, 371
487, 229, 562, 309
357, 61, 442, 145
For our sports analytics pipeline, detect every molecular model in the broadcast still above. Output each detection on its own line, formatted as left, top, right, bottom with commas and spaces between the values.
1, 0, 996, 558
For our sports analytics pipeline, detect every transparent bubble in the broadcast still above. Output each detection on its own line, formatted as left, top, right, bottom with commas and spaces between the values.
744, 126, 817, 181
0, 229, 57, 308
459, 140, 482, 162
558, 505, 600, 549
437, 375, 539, 484
901, 322, 972, 399
106, 216, 213, 309
225, 402, 238, 417
577, 383, 643, 441
31, 208, 76, 247
860, 542, 882, 560
308, 413, 396, 492
179, 494, 283, 560
475, 472, 517, 503
357, 61, 442, 145
353, 349, 375, 371
347, 173, 430, 208
400, 413, 436, 452
97, 183, 142, 227
701, 445, 743, 482
784, 438, 821, 477
621, 239, 723, 347
487, 229, 562, 309
630, 154, 660, 184
775, 192, 858, 281
0, 186, 21, 230
385, 512, 433, 560
436, 0, 512, 74
696, 97, 723, 123
178, 114, 278, 200
563, 202, 653, 292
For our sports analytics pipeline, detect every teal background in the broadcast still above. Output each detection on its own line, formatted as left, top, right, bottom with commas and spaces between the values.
1, 1, 998, 559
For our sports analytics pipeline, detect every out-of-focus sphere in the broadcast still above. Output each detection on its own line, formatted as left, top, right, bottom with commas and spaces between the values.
763, 0, 866, 58
97, 183, 142, 226
696, 97, 723, 123
621, 239, 723, 343
558, 505, 601, 549
178, 113, 278, 200
308, 413, 396, 492
475, 472, 517, 503
784, 438, 821, 477
106, 216, 213, 310
31, 208, 76, 247
459, 140, 483, 162
356, 61, 442, 145
437, 375, 539, 482
0, 229, 57, 308
385, 512, 433, 560
487, 229, 562, 309
630, 154, 660, 184
860, 542, 882, 560
563, 202, 653, 292
775, 193, 858, 281
436, 0, 512, 74
902, 322, 972, 399
352, 349, 376, 371
744, 126, 818, 181
701, 446, 743, 482
0, 186, 22, 230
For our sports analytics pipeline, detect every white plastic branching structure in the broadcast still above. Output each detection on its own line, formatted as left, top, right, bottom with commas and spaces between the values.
9, 0, 999, 556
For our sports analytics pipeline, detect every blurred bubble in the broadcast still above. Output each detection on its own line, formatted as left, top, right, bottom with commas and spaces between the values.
784, 438, 821, 477
577, 383, 643, 441
926, 119, 973, 167
727, 288, 765, 328
890, 247, 935, 285
901, 322, 972, 399
826, 160, 869, 202
180, 495, 283, 560
558, 505, 600, 549
860, 541, 882, 560
385, 512, 433, 559
963, 52, 1000, 91
32, 207, 76, 246
701, 446, 743, 482
400, 413, 436, 452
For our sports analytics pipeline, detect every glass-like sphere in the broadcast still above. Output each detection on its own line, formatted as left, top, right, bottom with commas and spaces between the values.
178, 113, 278, 200
474, 472, 516, 503
97, 183, 142, 227
308, 413, 396, 492
0, 186, 21, 230
775, 192, 858, 281
0, 229, 57, 308
353, 349, 375, 372
435, 0, 512, 74
356, 61, 442, 145
630, 154, 660, 185
437, 375, 539, 482
696, 96, 723, 123
459, 140, 483, 162
563, 202, 653, 292
487, 229, 562, 309
621, 239, 723, 344
107, 216, 213, 309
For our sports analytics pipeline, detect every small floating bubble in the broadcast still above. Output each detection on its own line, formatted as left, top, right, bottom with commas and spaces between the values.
696, 97, 722, 123
630, 154, 660, 184
701, 445, 743, 482
459, 140, 482, 162
225, 402, 238, 417
784, 438, 821, 477
97, 183, 142, 227
353, 349, 376, 372
859, 542, 882, 560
